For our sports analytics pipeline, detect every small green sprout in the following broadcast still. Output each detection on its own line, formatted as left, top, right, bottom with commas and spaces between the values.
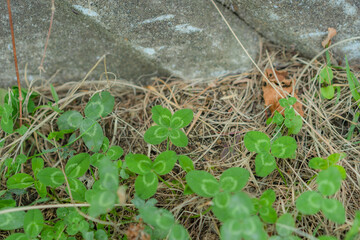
268, 97, 303, 136
345, 56, 360, 140
318, 65, 335, 99
252, 189, 277, 223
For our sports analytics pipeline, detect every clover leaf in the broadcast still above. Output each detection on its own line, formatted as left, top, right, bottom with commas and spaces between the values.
125, 154, 152, 175
271, 136, 297, 158
106, 146, 124, 160
308, 157, 328, 170
321, 198, 345, 224
220, 167, 249, 193
66, 178, 87, 201
186, 170, 220, 198
309, 153, 347, 180
57, 110, 83, 130
0, 211, 25, 230
37, 168, 65, 188
256, 189, 277, 223
80, 118, 104, 152
1, 104, 14, 134
244, 131, 270, 153
7, 173, 34, 189
24, 209, 44, 238
144, 126, 169, 145
168, 224, 190, 240
213, 192, 254, 222
85, 189, 116, 217
276, 213, 295, 237
135, 172, 158, 199
255, 152, 276, 177
296, 191, 322, 215
321, 85, 335, 99
319, 66, 333, 84
65, 153, 90, 179
152, 151, 177, 175
178, 155, 194, 173
84, 91, 115, 120
169, 128, 188, 147
170, 109, 193, 129
151, 105, 172, 126
316, 166, 342, 196
31, 158, 45, 178
296, 189, 345, 224
221, 215, 267, 240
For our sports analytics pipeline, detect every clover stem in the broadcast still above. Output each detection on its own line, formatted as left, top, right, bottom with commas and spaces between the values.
306, 174, 317, 185
275, 165, 287, 185
156, 174, 176, 194
166, 137, 170, 151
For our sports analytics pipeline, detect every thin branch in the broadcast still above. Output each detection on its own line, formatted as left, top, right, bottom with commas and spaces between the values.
7, 0, 23, 126
0, 203, 132, 215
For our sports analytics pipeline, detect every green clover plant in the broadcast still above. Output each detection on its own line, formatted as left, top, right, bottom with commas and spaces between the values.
7, 153, 91, 202
132, 196, 190, 239
318, 65, 335, 99
0, 87, 38, 134
85, 156, 119, 217
296, 166, 346, 224
252, 189, 277, 223
186, 168, 268, 239
144, 105, 193, 147
309, 153, 347, 179
269, 213, 300, 240
57, 91, 114, 152
125, 151, 178, 199
244, 131, 297, 177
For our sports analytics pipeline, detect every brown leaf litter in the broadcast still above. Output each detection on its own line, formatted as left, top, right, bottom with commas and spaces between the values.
262, 68, 304, 116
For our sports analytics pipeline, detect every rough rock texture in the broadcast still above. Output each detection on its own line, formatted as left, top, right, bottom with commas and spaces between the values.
0, 0, 259, 88
219, 0, 360, 64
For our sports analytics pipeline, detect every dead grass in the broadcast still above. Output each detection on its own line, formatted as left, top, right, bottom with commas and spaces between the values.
1, 42, 360, 239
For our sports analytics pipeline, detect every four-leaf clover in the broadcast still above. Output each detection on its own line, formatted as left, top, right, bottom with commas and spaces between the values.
144, 105, 193, 147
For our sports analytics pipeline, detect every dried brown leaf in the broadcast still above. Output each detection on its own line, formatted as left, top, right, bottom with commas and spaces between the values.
321, 27, 337, 48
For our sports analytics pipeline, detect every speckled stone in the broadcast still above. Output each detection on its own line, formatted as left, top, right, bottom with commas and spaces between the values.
219, 0, 360, 65
0, 0, 260, 88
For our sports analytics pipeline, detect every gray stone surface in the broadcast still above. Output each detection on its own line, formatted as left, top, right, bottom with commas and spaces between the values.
0, 0, 260, 88
219, 0, 360, 64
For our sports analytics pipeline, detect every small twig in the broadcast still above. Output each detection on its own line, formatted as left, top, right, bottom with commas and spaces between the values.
0, 203, 132, 216
7, 0, 23, 127
38, 0, 55, 74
